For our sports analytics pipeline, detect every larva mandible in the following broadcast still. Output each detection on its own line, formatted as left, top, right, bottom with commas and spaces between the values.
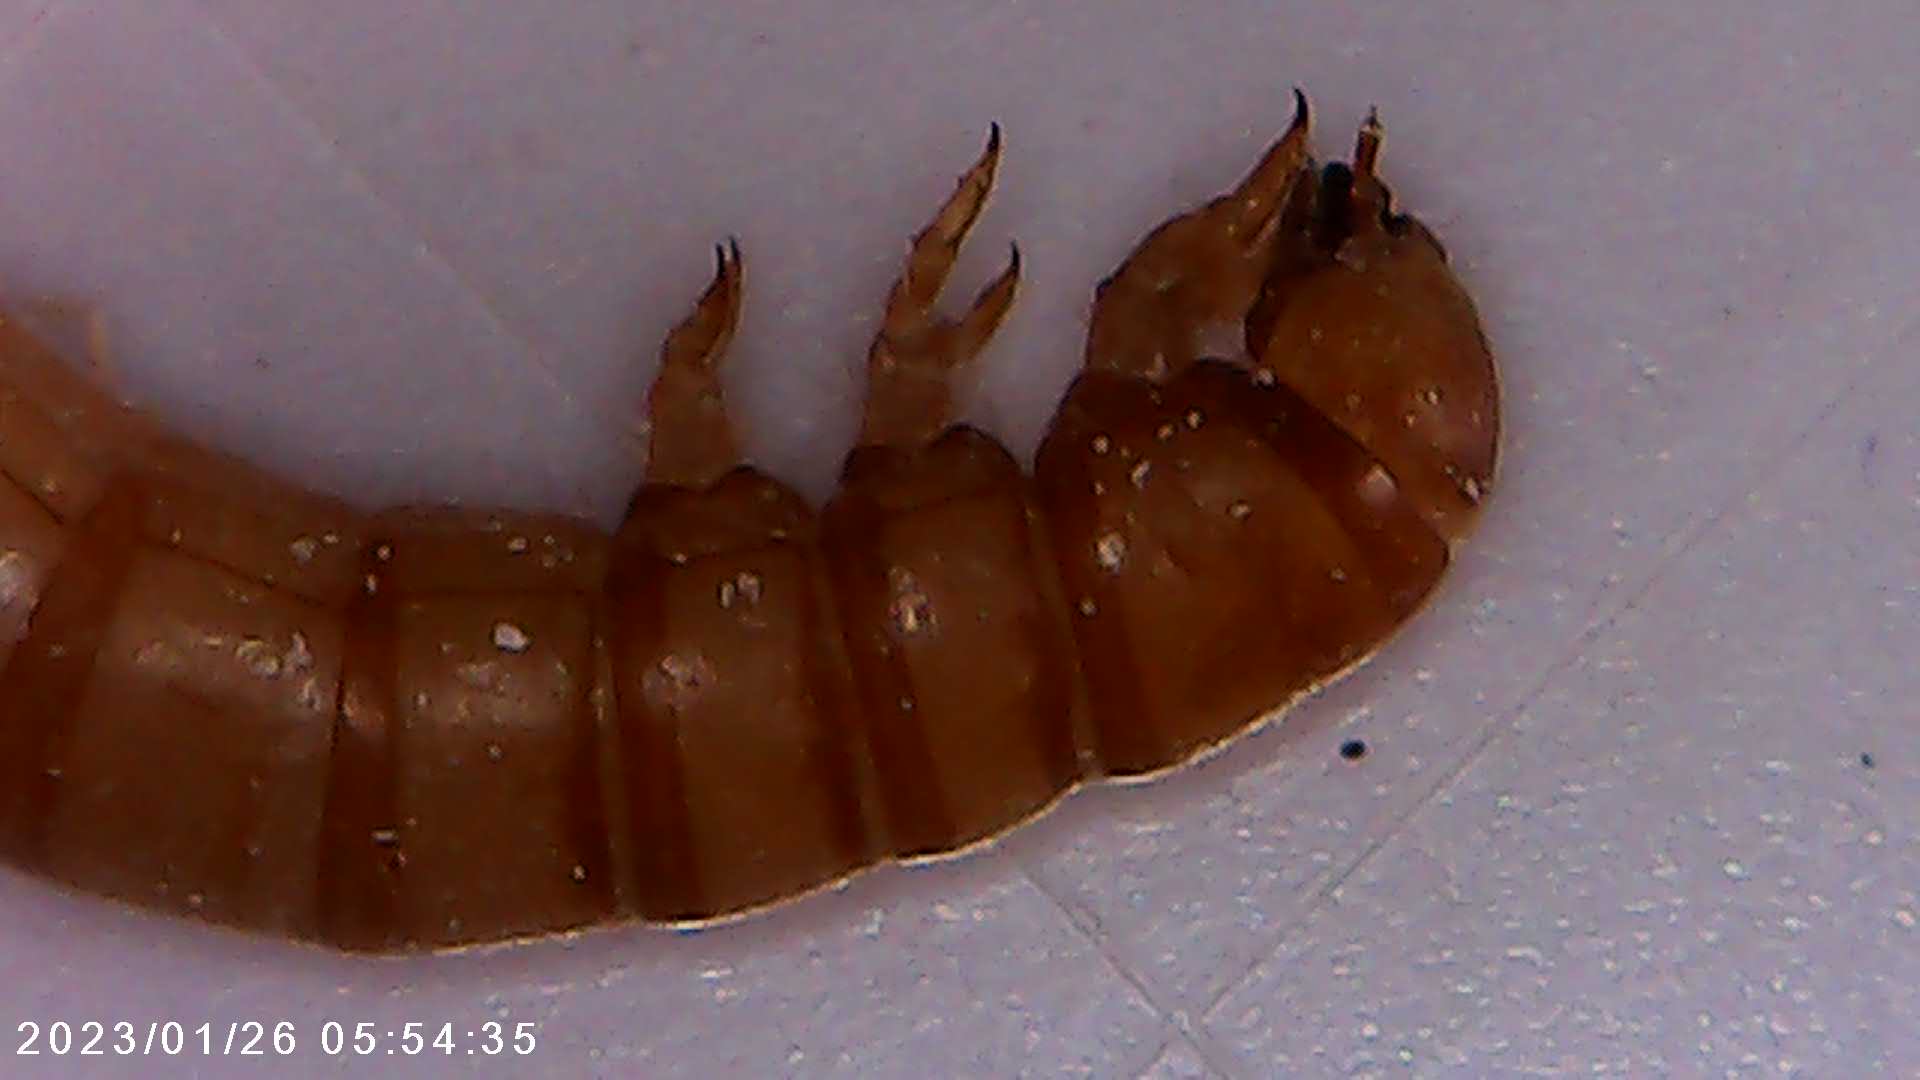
0, 91, 1498, 952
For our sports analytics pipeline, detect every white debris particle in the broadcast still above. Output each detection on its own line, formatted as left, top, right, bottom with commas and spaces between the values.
1722, 859, 1749, 880
888, 568, 933, 636
645, 653, 711, 709
1155, 422, 1176, 442
571, 864, 589, 883
375, 543, 394, 563
235, 637, 283, 679
0, 551, 27, 602
1359, 463, 1399, 506
455, 661, 502, 691
288, 536, 319, 564
135, 640, 176, 668
507, 536, 530, 554
295, 677, 324, 712
370, 827, 398, 846
1093, 532, 1127, 572
1252, 367, 1277, 388
287, 632, 314, 672
1895, 909, 1916, 929
485, 742, 504, 762
1077, 598, 1098, 617
1129, 460, 1152, 489
1505, 944, 1546, 966
492, 622, 532, 653
1227, 500, 1252, 521
1090, 435, 1111, 455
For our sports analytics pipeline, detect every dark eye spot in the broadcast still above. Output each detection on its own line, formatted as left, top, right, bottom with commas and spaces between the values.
1339, 739, 1368, 762
1860, 752, 1875, 769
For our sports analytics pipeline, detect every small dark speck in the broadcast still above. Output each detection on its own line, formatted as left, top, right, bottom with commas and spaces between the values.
1860, 751, 1875, 769
1860, 433, 1878, 485
1721, 305, 1734, 318
1339, 739, 1368, 762
253, 355, 271, 370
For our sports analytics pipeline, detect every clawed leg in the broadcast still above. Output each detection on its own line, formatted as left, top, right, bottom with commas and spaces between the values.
858, 126, 1021, 450
644, 240, 744, 488
1084, 89, 1314, 380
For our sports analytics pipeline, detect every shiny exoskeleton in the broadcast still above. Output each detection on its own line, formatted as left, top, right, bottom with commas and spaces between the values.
0, 93, 1498, 951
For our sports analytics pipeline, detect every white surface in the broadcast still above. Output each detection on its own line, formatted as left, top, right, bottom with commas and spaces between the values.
0, 2, 1914, 1076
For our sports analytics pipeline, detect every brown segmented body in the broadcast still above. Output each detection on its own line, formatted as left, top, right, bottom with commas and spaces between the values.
0, 93, 1499, 951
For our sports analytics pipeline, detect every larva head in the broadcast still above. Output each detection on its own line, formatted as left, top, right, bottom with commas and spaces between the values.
1247, 114, 1499, 546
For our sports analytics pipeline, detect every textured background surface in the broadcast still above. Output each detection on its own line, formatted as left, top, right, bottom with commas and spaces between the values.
1, 2, 1915, 1076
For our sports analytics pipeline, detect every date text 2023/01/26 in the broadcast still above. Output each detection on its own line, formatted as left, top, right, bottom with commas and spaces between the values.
15, 1018, 537, 1057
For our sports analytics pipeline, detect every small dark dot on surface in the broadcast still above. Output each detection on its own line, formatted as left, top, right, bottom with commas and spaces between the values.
1339, 739, 1368, 762
1860, 751, 1875, 769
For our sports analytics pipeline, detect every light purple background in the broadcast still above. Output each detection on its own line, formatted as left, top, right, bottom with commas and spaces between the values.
1, 2, 1915, 1076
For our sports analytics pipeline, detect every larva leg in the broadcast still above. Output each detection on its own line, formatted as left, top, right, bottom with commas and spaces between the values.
859, 126, 1021, 449
606, 257, 885, 923
820, 132, 1087, 855
1083, 89, 1313, 381
644, 240, 744, 489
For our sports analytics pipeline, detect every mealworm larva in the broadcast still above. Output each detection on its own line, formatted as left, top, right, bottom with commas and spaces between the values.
0, 91, 1498, 952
